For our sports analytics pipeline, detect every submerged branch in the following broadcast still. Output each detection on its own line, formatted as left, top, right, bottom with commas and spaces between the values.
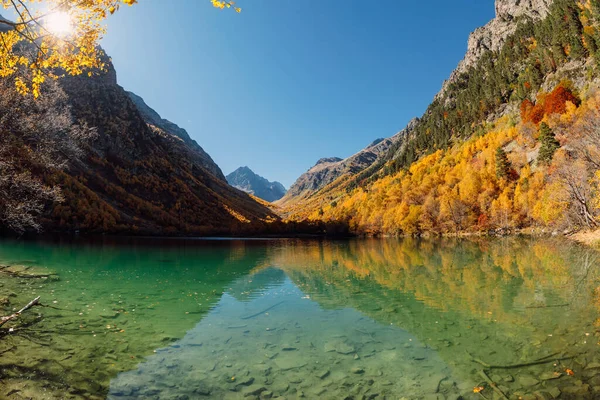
0, 296, 41, 328
466, 350, 571, 369
479, 369, 509, 400
524, 303, 570, 309
240, 300, 285, 320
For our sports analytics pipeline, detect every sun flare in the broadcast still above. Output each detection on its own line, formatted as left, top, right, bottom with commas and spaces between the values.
44, 11, 73, 36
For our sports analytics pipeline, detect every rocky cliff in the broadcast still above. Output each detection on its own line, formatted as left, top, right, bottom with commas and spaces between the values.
439, 0, 552, 96
226, 166, 287, 202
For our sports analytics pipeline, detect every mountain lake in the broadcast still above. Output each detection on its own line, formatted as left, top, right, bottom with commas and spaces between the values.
0, 236, 599, 399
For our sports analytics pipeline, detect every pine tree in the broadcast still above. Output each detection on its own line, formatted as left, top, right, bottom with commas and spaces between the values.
538, 122, 560, 164
495, 147, 510, 179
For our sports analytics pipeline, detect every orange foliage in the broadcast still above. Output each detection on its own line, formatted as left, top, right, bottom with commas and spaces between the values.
288, 83, 599, 236
544, 85, 580, 115
520, 84, 580, 124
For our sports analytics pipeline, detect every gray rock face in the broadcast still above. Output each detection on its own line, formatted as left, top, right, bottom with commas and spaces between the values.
386, 117, 420, 161
226, 167, 286, 202
495, 0, 551, 20
439, 0, 552, 97
127, 91, 225, 180
280, 128, 409, 204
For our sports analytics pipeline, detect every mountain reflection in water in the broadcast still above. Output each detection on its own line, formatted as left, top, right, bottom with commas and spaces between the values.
0, 237, 598, 399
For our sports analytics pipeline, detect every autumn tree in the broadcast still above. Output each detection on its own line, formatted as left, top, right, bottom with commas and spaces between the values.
439, 190, 469, 235
0, 78, 94, 233
553, 100, 600, 228
0, 0, 239, 97
554, 156, 597, 228
491, 187, 514, 229
538, 122, 560, 164
567, 100, 600, 170
543, 84, 580, 115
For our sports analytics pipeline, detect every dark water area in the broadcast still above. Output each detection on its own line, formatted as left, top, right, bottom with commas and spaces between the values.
0, 236, 599, 399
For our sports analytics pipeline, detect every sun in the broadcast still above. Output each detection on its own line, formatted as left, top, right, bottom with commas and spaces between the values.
44, 12, 73, 36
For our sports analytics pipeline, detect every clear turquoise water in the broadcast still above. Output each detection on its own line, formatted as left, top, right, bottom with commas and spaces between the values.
0, 237, 599, 399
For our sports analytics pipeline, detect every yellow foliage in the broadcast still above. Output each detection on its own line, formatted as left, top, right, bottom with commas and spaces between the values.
211, 0, 241, 12
1, 0, 239, 97
0, 0, 138, 97
223, 204, 250, 223
285, 86, 600, 235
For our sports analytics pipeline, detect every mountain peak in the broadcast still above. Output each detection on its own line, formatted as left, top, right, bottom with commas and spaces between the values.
226, 167, 286, 202
439, 0, 552, 97
495, 0, 551, 20
316, 157, 343, 166
367, 138, 385, 148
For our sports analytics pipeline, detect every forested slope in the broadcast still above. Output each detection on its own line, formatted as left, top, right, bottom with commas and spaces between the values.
285, 0, 600, 235
0, 54, 280, 236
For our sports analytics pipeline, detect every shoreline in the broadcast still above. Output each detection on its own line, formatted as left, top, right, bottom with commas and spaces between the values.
2, 227, 600, 249
569, 229, 600, 247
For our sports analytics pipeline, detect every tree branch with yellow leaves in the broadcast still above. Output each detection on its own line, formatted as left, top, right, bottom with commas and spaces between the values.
0, 0, 239, 98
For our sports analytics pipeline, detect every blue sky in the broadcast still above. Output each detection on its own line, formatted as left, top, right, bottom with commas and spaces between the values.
101, 1, 494, 188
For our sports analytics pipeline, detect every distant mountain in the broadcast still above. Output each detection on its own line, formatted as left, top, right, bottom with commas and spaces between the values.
278, 124, 414, 207
227, 167, 286, 202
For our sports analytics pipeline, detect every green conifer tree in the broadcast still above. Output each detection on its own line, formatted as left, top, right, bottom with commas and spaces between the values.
538, 122, 560, 164
495, 147, 510, 179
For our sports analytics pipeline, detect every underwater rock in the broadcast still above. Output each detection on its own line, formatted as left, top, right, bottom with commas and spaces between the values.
561, 384, 590, 396
100, 311, 120, 319
272, 382, 289, 393
253, 364, 271, 376
242, 384, 266, 397
274, 355, 307, 371
547, 387, 561, 398
163, 394, 190, 400
311, 387, 327, 396
539, 371, 562, 381
351, 367, 365, 374
316, 369, 330, 379
518, 375, 540, 387
324, 339, 355, 355
533, 390, 556, 400
491, 373, 503, 382
237, 376, 255, 386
